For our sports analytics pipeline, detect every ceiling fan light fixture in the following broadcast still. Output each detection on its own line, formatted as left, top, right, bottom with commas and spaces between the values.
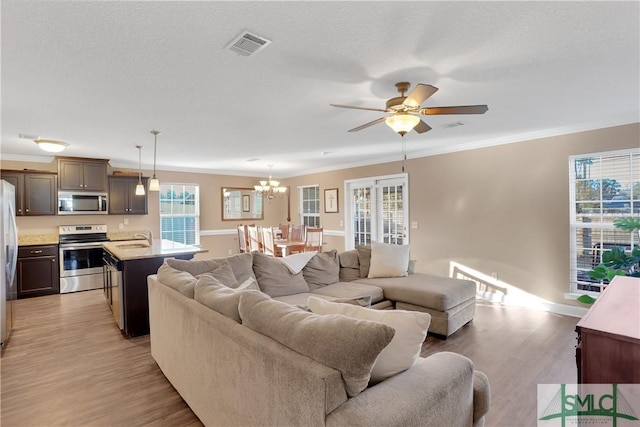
35, 139, 68, 153
385, 114, 420, 136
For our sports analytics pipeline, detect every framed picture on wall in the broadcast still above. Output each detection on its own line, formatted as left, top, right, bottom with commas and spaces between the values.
242, 195, 250, 212
324, 188, 339, 213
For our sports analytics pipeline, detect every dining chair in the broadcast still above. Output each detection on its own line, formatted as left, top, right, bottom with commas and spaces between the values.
278, 224, 289, 240
304, 227, 323, 252
237, 224, 248, 253
261, 227, 281, 257
247, 225, 262, 252
290, 224, 304, 242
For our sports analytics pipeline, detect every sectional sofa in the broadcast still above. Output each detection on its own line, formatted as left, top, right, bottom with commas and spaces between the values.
146, 247, 489, 426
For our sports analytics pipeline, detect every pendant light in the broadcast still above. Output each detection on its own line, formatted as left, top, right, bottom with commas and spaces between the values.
148, 130, 161, 191
135, 145, 145, 196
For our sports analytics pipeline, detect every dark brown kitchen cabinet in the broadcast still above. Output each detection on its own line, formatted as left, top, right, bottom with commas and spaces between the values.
108, 176, 148, 215
17, 245, 60, 298
1, 171, 57, 216
58, 158, 108, 191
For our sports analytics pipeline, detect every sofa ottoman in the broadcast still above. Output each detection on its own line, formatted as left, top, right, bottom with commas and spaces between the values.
356, 274, 476, 337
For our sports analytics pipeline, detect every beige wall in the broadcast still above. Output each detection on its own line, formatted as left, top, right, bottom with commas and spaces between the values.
285, 123, 639, 306
3, 123, 639, 305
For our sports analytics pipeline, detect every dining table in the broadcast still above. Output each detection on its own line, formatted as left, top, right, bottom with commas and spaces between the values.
274, 240, 306, 256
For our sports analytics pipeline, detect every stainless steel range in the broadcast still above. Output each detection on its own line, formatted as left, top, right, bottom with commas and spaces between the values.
58, 224, 109, 293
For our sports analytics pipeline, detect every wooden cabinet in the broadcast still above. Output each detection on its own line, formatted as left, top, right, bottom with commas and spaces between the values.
58, 158, 108, 191
1, 171, 57, 216
17, 245, 60, 298
575, 276, 640, 383
108, 176, 148, 215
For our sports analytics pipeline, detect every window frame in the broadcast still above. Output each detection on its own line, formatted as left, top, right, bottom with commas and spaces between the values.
569, 148, 640, 295
344, 173, 409, 250
298, 184, 320, 227
159, 182, 200, 245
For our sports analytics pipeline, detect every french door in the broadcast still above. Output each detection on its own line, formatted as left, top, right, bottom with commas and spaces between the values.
344, 173, 408, 249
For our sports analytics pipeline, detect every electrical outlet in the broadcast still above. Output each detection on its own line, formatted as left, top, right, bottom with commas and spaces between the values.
119, 223, 124, 230
123, 218, 129, 225
411, 221, 418, 229
491, 272, 499, 282
228, 249, 233, 255
339, 220, 343, 227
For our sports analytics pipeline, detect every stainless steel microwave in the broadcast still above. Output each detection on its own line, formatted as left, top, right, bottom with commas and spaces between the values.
58, 192, 108, 215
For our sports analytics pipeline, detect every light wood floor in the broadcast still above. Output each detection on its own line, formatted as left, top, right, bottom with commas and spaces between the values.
1, 291, 578, 427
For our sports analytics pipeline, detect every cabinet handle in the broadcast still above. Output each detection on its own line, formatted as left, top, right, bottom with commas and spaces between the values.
25, 209, 29, 213
52, 258, 56, 263
31, 250, 43, 254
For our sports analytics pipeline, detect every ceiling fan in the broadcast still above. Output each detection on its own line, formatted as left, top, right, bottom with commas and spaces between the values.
330, 82, 488, 136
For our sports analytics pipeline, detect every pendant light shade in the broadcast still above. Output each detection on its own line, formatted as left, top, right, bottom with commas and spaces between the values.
148, 130, 161, 191
385, 113, 420, 136
135, 145, 145, 196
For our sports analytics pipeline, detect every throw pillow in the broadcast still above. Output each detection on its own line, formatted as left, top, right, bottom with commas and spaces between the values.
156, 261, 198, 298
252, 251, 309, 297
339, 249, 361, 282
166, 253, 255, 285
194, 274, 260, 323
206, 262, 239, 288
238, 291, 395, 397
307, 296, 431, 384
355, 245, 371, 278
367, 242, 410, 278
302, 250, 339, 290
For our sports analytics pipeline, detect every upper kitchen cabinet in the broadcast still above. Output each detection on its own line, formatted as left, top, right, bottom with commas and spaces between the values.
109, 176, 148, 215
58, 158, 108, 191
1, 171, 57, 216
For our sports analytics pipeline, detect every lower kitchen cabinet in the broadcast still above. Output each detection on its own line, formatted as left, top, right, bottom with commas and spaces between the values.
17, 245, 60, 298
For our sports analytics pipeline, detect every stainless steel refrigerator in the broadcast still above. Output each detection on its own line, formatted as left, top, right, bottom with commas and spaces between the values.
1, 179, 18, 347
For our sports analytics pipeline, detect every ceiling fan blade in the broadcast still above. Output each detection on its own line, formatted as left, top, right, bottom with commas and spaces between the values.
330, 104, 387, 113
413, 120, 432, 134
420, 105, 489, 115
347, 117, 387, 132
403, 84, 438, 108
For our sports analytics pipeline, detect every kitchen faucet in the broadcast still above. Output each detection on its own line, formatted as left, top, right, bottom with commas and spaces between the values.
133, 228, 153, 245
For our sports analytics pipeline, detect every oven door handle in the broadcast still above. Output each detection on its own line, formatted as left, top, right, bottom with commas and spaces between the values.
60, 244, 106, 250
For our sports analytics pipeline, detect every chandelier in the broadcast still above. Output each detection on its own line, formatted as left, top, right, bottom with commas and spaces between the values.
254, 165, 287, 202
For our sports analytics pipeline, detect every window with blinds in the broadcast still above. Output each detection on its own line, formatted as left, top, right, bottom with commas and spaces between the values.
299, 185, 320, 227
159, 183, 200, 245
570, 149, 640, 293
345, 174, 408, 249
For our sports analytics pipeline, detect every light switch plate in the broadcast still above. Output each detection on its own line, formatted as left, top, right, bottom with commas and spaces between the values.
411, 221, 418, 229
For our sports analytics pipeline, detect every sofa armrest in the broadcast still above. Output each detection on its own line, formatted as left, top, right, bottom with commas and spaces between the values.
326, 351, 476, 427
473, 370, 491, 423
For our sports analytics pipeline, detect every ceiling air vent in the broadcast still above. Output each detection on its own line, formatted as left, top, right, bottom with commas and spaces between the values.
226, 31, 271, 57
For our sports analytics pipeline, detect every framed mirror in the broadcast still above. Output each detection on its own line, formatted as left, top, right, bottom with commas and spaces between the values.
222, 187, 264, 221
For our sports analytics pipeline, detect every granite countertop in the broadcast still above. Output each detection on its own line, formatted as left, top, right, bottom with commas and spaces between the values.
103, 239, 207, 261
18, 234, 59, 246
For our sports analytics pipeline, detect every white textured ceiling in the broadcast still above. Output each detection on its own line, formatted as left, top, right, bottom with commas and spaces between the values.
2, 1, 639, 178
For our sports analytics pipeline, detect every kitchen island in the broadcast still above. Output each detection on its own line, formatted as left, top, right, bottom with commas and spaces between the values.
103, 239, 207, 337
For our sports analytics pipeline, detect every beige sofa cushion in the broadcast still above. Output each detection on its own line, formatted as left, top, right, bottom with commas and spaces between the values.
311, 281, 384, 303
166, 253, 255, 286
194, 274, 260, 322
238, 291, 395, 397
308, 297, 431, 384
368, 242, 410, 278
303, 250, 340, 290
355, 245, 372, 278
338, 249, 361, 282
156, 262, 198, 298
252, 251, 309, 297
356, 273, 476, 311
206, 262, 239, 287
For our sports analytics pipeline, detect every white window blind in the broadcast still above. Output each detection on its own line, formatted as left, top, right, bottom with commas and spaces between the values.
159, 183, 200, 245
569, 149, 640, 294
